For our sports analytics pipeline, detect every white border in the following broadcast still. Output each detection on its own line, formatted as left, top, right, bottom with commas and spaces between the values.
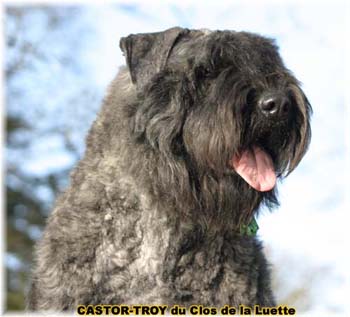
0, 1, 348, 316
1, 2, 5, 315
2, 0, 348, 4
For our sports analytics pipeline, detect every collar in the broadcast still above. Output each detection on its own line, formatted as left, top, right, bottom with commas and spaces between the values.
239, 217, 259, 237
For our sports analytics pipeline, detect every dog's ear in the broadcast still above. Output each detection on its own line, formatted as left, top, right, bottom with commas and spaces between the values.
120, 27, 189, 87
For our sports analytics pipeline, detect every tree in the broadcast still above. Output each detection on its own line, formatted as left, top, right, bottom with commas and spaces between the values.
5, 6, 101, 310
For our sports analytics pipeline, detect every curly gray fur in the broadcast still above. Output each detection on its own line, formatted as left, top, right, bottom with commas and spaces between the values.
27, 27, 311, 311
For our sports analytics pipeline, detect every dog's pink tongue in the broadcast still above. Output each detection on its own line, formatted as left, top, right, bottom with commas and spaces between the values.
231, 146, 276, 192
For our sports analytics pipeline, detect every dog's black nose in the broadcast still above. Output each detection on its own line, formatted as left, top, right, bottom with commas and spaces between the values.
258, 93, 290, 118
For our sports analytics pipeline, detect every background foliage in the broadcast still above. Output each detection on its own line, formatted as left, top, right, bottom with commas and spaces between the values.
5, 6, 101, 309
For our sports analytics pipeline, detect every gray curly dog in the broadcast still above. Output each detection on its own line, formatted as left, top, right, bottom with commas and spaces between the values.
27, 27, 311, 311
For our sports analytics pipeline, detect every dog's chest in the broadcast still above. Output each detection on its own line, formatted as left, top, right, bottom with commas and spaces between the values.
95, 201, 260, 306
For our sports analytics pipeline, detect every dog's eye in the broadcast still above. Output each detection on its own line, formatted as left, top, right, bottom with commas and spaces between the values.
202, 68, 211, 76
246, 89, 257, 106
196, 66, 211, 78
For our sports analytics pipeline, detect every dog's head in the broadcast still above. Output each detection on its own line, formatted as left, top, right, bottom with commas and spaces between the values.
120, 27, 311, 224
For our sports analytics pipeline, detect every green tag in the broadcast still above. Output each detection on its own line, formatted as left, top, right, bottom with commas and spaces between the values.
240, 217, 259, 237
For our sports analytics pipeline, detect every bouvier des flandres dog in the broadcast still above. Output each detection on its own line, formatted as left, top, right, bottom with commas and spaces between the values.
28, 27, 311, 310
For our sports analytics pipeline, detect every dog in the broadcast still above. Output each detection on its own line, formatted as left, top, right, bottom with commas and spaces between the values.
27, 27, 311, 310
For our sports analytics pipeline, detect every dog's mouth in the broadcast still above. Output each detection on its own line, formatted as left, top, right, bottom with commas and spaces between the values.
230, 146, 276, 192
